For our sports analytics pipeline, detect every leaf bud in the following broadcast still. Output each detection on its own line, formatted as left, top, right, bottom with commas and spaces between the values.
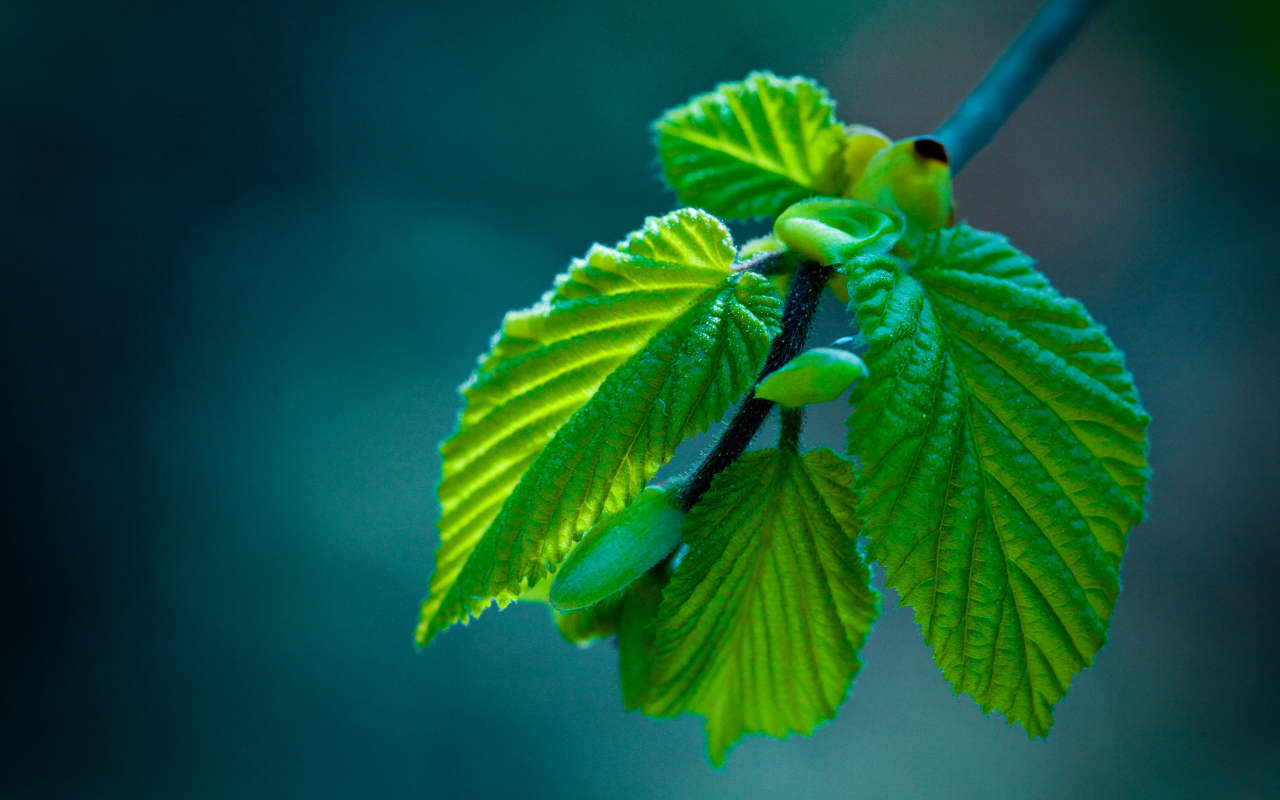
550, 486, 685, 612
755, 347, 868, 407
849, 136, 954, 242
839, 124, 893, 190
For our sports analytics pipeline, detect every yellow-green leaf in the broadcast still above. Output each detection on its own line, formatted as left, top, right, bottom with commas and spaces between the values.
419, 220, 783, 643
644, 448, 880, 766
655, 71, 847, 220
418, 208, 748, 644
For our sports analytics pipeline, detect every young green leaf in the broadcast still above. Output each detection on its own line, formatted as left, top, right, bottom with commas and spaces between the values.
773, 197, 904, 268
420, 227, 783, 643
655, 71, 846, 220
843, 224, 1150, 737
644, 448, 880, 766
417, 208, 750, 645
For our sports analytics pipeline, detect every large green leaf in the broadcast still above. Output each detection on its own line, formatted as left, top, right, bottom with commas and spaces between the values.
644, 448, 880, 766
420, 230, 783, 643
417, 208, 751, 644
655, 71, 846, 220
843, 225, 1150, 737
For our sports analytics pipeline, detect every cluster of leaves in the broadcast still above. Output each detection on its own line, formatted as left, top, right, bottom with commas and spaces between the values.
418, 71, 1150, 765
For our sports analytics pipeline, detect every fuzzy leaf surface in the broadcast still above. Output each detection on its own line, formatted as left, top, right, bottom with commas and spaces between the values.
655, 71, 846, 220
418, 208, 754, 643
421, 232, 783, 642
844, 225, 1150, 736
645, 448, 879, 766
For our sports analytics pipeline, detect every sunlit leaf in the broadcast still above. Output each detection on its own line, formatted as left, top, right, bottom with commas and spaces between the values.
420, 214, 783, 642
417, 208, 752, 644
644, 448, 879, 766
655, 71, 847, 220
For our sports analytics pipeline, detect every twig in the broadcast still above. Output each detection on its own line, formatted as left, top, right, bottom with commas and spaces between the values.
934, 0, 1107, 175
678, 261, 829, 512
680, 0, 1104, 509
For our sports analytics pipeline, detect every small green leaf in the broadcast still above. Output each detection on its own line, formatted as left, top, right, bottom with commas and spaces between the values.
756, 347, 868, 407
844, 224, 1150, 737
420, 218, 783, 643
418, 208, 746, 644
773, 197, 904, 267
644, 448, 880, 766
655, 72, 846, 220
551, 485, 684, 611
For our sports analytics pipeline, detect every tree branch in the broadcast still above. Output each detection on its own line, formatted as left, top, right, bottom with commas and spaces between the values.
934, 0, 1107, 175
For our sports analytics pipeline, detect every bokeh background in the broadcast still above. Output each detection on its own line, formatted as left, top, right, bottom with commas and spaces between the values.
3, 0, 1278, 797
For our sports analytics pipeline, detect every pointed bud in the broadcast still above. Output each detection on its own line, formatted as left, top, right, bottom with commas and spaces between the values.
755, 347, 868, 407
850, 136, 954, 243
550, 486, 684, 611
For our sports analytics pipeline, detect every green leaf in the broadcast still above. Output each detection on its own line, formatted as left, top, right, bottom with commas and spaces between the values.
655, 71, 846, 220
843, 225, 1150, 737
419, 208, 745, 644
644, 448, 880, 766
419, 215, 783, 643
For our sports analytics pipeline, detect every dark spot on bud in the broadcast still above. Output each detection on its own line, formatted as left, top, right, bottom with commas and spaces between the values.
914, 138, 949, 164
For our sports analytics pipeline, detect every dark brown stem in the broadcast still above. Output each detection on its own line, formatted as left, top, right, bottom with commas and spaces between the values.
677, 260, 829, 512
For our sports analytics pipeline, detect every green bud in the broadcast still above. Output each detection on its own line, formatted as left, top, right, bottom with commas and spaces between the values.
839, 123, 893, 191
849, 136, 954, 242
550, 486, 684, 612
755, 347, 868, 407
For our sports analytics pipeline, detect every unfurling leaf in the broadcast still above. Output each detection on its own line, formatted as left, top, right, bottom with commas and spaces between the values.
550, 485, 684, 611
844, 224, 1150, 737
756, 347, 868, 407
773, 197, 904, 268
644, 448, 880, 766
419, 211, 782, 643
655, 71, 846, 220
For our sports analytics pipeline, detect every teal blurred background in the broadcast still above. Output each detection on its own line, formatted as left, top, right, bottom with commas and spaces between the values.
3, 1, 1278, 797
